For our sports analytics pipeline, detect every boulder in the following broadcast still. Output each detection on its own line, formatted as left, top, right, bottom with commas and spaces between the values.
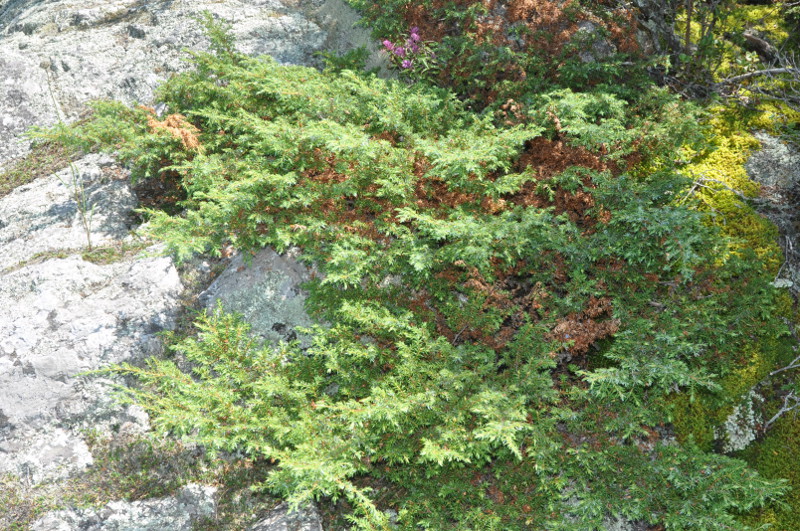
32, 483, 217, 531
0, 154, 183, 484
0, 153, 136, 270
746, 132, 800, 291
0, 254, 181, 482
0, 0, 380, 524
575, 21, 617, 63
249, 502, 324, 531
632, 0, 681, 55
0, 0, 382, 168
200, 247, 316, 347
746, 131, 800, 191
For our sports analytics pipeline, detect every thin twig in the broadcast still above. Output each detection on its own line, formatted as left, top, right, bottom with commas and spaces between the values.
764, 392, 800, 431
715, 68, 800, 86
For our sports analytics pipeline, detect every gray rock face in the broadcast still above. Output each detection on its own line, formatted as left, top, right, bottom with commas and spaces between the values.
0, 153, 136, 270
310, 0, 386, 74
746, 132, 800, 191
575, 21, 617, 63
0, 0, 378, 525
746, 132, 800, 291
0, 254, 181, 482
0, 154, 183, 484
32, 483, 217, 531
249, 503, 323, 531
200, 247, 315, 347
0, 0, 382, 167
633, 0, 681, 55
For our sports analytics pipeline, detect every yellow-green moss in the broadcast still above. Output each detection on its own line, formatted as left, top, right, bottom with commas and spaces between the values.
670, 394, 719, 451
774, 290, 797, 322
725, 4, 790, 43
738, 415, 800, 529
671, 335, 794, 452
682, 106, 783, 270
671, 84, 797, 466
746, 102, 800, 133
678, 4, 787, 43
677, 3, 792, 81
685, 99, 799, 525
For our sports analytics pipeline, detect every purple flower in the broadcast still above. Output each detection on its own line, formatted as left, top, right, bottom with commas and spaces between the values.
411, 43, 420, 54
382, 39, 395, 51
401, 59, 413, 69
410, 32, 421, 42
410, 26, 419, 34
393, 46, 406, 57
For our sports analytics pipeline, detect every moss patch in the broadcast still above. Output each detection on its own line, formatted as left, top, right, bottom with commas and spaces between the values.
738, 415, 800, 529
669, 93, 797, 454
0, 142, 80, 199
0, 432, 281, 530
681, 105, 782, 269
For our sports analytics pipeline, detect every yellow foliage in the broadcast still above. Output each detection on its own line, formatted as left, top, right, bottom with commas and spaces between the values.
725, 4, 790, 43
679, 102, 790, 271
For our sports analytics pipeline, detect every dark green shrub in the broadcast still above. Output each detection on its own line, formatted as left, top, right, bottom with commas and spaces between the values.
42, 18, 793, 530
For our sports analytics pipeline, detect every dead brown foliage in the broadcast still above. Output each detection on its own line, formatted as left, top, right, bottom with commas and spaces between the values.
548, 296, 620, 357
303, 148, 350, 184
509, 137, 611, 227
146, 113, 203, 152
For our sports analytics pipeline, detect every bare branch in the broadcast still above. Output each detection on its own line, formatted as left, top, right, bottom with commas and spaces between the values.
680, 175, 770, 206
764, 392, 800, 432
715, 67, 800, 86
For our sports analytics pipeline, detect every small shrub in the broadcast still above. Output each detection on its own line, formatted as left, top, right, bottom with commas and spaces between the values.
40, 16, 793, 530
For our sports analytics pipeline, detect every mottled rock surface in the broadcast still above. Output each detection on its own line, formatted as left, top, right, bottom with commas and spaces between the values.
0, 0, 381, 526
32, 483, 217, 531
0, 153, 136, 270
575, 21, 616, 63
0, 154, 183, 484
249, 502, 324, 531
200, 247, 315, 347
0, 0, 381, 167
747, 132, 800, 191
716, 390, 764, 453
632, 0, 681, 55
746, 132, 800, 291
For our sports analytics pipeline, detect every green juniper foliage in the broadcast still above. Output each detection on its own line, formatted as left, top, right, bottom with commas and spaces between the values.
43, 16, 793, 530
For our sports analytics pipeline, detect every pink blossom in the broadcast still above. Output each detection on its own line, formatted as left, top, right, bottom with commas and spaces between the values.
401, 59, 413, 69
382, 39, 395, 51
410, 33, 421, 42
394, 46, 406, 57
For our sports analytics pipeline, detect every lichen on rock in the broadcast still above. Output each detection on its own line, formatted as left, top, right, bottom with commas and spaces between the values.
716, 390, 764, 453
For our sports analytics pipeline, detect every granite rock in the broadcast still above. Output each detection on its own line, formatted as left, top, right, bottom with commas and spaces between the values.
0, 153, 136, 271
200, 247, 315, 347
746, 132, 800, 291
0, 154, 183, 484
0, 0, 382, 167
32, 483, 217, 531
249, 502, 324, 531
